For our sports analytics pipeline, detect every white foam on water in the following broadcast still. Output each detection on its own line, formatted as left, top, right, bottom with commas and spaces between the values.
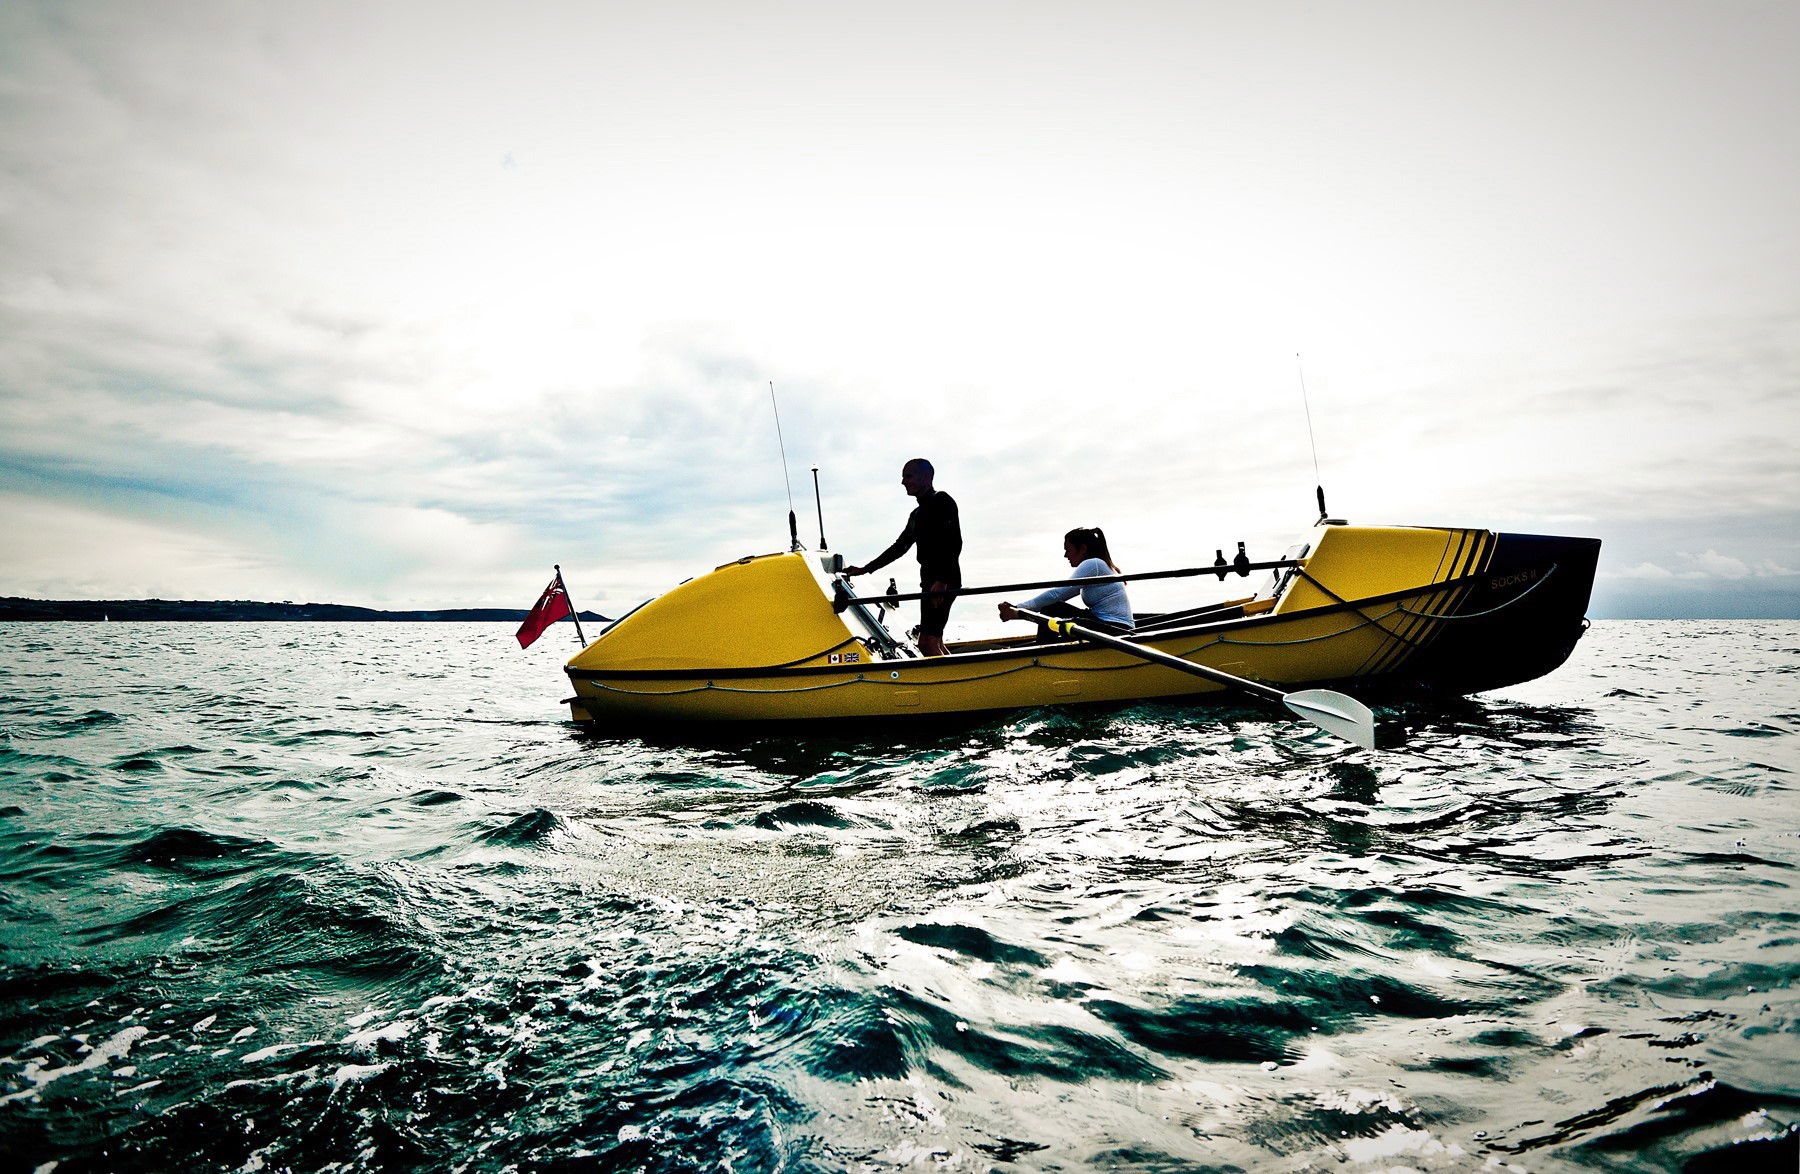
3, 1026, 150, 1103
242, 1041, 318, 1064
1340, 1123, 1465, 1163
328, 1062, 389, 1088
1315, 1088, 1409, 1116
225, 1067, 320, 1091
343, 1019, 414, 1050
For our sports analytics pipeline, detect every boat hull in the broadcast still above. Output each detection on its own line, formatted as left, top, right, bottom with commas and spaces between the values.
564, 527, 1599, 725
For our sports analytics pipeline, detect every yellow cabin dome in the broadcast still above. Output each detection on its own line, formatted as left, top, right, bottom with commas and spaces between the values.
566, 552, 866, 673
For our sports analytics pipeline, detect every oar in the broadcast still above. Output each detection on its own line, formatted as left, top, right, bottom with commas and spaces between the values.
1011, 607, 1380, 750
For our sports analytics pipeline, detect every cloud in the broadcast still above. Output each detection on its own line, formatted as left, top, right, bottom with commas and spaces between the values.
2, 1, 1798, 618
1594, 528, 1800, 618
1683, 549, 1796, 580
0, 491, 299, 602
1609, 549, 1800, 585
1612, 562, 1686, 582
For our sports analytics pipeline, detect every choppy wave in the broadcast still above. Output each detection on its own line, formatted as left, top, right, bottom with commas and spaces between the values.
1, 620, 1796, 1171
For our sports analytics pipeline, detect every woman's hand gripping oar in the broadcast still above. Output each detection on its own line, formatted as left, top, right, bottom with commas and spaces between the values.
1011, 607, 1382, 750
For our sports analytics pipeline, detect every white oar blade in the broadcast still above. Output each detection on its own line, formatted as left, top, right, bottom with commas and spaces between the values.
1282, 688, 1379, 750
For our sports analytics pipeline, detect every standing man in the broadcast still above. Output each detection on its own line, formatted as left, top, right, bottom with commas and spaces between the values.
843, 458, 961, 657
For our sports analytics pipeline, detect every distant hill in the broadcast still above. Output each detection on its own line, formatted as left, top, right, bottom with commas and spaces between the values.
0, 597, 610, 623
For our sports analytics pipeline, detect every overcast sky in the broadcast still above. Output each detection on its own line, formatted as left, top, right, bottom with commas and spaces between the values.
2, 0, 1796, 624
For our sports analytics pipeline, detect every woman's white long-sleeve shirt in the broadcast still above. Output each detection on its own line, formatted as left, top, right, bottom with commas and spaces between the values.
1020, 558, 1135, 628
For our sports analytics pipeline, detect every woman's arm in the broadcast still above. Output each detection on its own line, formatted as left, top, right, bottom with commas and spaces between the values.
1018, 581, 1080, 610
1013, 558, 1103, 611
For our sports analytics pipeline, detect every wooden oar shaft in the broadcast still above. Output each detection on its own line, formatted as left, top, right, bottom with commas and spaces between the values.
1010, 607, 1288, 702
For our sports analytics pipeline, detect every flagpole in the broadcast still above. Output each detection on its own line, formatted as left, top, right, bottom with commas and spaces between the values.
555, 565, 587, 645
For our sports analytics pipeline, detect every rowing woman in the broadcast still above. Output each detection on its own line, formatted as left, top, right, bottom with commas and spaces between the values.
998, 526, 1135, 640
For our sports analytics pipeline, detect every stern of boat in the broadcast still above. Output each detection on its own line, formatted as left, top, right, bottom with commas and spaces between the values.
1407, 531, 1601, 693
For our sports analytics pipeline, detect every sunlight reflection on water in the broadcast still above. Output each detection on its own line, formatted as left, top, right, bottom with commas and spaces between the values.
1, 620, 1796, 1170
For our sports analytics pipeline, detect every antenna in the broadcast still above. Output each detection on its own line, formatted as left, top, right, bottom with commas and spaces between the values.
769, 381, 801, 550
810, 465, 828, 550
1296, 353, 1329, 523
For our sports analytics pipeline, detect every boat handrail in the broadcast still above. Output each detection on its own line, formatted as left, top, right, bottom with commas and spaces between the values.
831, 558, 1305, 611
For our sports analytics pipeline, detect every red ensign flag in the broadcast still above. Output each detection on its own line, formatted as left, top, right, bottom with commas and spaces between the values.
516, 576, 573, 648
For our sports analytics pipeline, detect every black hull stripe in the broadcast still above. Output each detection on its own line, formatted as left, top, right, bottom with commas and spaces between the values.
1366, 528, 1491, 676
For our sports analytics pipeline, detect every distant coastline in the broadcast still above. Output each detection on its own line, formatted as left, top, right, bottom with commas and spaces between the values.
0, 597, 608, 623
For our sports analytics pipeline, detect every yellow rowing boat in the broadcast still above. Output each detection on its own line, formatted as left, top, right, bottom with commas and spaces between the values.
563, 522, 1599, 726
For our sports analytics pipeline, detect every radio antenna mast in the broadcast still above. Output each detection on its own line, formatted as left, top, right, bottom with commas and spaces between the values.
769, 381, 801, 550
1296, 353, 1329, 523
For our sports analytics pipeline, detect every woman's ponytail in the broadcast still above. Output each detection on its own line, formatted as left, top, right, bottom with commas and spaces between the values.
1064, 526, 1119, 572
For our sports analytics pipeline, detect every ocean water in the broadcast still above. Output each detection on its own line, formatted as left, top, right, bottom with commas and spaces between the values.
1, 619, 1795, 1172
